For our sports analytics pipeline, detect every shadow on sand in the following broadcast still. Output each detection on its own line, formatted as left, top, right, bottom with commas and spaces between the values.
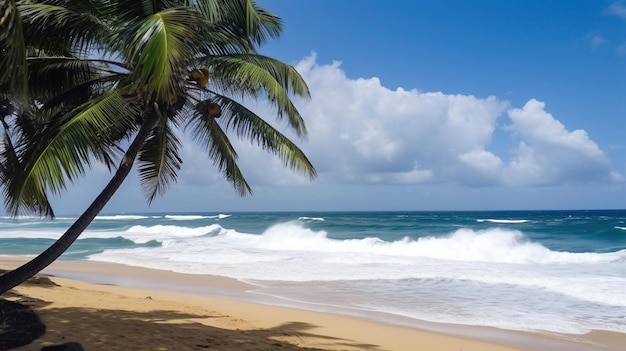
4, 291, 383, 351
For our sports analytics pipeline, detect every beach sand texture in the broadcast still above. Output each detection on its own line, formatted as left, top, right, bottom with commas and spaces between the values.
1, 258, 625, 351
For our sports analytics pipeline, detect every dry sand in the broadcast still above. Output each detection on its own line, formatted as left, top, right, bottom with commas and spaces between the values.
1, 257, 624, 351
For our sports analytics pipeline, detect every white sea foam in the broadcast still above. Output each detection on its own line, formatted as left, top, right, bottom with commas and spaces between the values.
87, 222, 626, 311
299, 216, 325, 222
476, 219, 529, 224
218, 222, 623, 264
165, 215, 213, 220
4, 215, 47, 220
90, 221, 626, 265
96, 215, 151, 220
121, 224, 223, 243
164, 214, 231, 220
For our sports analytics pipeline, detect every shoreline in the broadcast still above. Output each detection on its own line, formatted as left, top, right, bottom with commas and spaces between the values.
1, 256, 625, 351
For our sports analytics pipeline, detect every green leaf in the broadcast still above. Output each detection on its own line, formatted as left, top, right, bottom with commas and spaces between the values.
126, 8, 204, 103
206, 54, 310, 136
186, 94, 316, 195
218, 95, 316, 179
1, 113, 54, 217
5, 88, 138, 216
18, 2, 107, 55
187, 108, 252, 196
138, 115, 182, 203
0, 0, 28, 97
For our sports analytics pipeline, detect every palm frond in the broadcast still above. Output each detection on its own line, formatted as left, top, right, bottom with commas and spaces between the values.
207, 54, 310, 136
137, 115, 182, 203
187, 111, 252, 196
26, 56, 95, 101
188, 0, 220, 21
4, 88, 138, 216
0, 0, 28, 97
125, 8, 206, 103
186, 93, 316, 193
24, 56, 129, 120
216, 95, 316, 179
240, 0, 282, 44
18, 2, 107, 55
1, 113, 54, 217
40, 73, 126, 115
0, 119, 12, 184
105, 0, 154, 21
193, 0, 282, 46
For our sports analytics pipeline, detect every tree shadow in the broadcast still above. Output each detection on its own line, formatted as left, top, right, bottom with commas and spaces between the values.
1, 273, 57, 350
8, 297, 384, 351
0, 299, 46, 350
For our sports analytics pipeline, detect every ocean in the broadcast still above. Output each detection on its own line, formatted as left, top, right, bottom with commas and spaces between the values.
1, 210, 625, 336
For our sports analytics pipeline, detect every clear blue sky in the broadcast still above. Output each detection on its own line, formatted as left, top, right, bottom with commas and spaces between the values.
52, 1, 626, 214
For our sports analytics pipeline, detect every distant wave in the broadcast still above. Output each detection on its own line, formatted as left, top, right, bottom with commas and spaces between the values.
166, 215, 210, 220
477, 219, 529, 224
96, 215, 151, 220
615, 226, 626, 231
2, 215, 47, 220
165, 214, 231, 220
298, 216, 325, 222
122, 224, 225, 243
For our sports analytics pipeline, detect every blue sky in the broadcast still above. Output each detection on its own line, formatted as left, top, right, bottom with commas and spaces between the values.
51, 1, 626, 214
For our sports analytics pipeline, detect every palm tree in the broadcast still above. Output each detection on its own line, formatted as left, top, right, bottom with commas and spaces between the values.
0, 0, 316, 293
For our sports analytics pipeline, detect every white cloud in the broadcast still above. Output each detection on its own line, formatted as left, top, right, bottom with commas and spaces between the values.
288, 54, 509, 185
458, 149, 505, 185
502, 99, 615, 185
173, 54, 619, 192
508, 99, 603, 157
505, 142, 544, 186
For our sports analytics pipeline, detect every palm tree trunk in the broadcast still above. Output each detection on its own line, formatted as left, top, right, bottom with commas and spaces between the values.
0, 108, 160, 294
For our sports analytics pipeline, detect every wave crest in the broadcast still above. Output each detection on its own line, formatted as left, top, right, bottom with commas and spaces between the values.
476, 219, 529, 224
242, 222, 625, 265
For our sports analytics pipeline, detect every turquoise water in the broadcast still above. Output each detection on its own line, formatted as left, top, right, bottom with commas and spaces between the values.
2, 210, 625, 334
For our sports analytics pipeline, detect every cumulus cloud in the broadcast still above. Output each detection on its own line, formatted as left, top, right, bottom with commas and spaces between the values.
179, 54, 619, 193
289, 54, 508, 185
456, 98, 618, 186
504, 100, 616, 185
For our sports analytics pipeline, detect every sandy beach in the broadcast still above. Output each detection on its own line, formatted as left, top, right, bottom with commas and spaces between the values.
1, 257, 624, 351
